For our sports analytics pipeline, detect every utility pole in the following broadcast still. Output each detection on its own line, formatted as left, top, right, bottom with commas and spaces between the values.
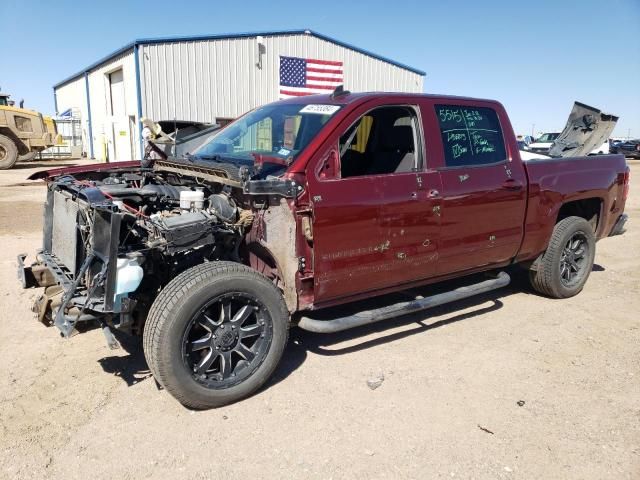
531, 124, 535, 137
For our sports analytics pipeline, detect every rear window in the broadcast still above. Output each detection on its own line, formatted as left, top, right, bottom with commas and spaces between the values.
435, 105, 507, 167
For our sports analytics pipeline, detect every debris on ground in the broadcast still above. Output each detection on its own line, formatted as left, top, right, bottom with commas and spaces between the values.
477, 425, 495, 435
366, 373, 385, 390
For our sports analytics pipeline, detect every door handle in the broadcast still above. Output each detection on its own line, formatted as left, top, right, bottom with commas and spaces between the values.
502, 179, 523, 191
427, 189, 440, 198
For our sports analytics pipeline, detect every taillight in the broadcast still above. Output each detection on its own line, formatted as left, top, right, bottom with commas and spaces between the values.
623, 169, 630, 201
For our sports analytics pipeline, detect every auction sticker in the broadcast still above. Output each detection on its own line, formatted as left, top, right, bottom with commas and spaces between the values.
299, 104, 341, 115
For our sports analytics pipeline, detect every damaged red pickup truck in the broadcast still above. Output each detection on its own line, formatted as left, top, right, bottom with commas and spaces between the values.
19, 92, 629, 408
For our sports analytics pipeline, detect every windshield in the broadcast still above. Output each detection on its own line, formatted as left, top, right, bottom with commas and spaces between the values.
535, 133, 560, 143
191, 103, 341, 175
0, 97, 8, 107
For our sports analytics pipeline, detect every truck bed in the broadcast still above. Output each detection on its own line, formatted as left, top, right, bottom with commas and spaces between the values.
518, 153, 629, 262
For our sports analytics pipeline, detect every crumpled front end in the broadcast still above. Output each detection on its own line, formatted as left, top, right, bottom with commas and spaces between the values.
19, 187, 139, 343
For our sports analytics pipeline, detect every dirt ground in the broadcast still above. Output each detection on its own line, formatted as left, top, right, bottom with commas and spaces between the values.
0, 158, 638, 480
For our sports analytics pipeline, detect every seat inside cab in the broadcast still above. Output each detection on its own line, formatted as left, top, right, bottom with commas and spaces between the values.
340, 106, 419, 178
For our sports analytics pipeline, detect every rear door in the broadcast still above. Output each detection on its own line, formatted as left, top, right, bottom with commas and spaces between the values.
428, 101, 527, 275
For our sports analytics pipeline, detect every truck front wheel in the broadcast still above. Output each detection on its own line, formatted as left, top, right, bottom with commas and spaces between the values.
143, 262, 289, 409
529, 216, 596, 298
0, 134, 19, 170
18, 151, 38, 162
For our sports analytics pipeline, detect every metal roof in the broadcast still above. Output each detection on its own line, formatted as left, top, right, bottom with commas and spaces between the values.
53, 29, 426, 89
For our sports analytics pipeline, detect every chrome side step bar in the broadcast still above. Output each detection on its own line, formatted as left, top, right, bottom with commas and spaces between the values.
297, 271, 511, 334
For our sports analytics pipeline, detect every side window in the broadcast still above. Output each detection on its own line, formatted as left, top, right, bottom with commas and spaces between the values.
339, 106, 421, 178
435, 104, 507, 167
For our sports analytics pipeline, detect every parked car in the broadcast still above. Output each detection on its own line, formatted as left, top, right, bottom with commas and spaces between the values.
19, 92, 630, 408
519, 149, 551, 161
516, 135, 534, 149
589, 141, 610, 155
611, 139, 640, 159
528, 132, 560, 155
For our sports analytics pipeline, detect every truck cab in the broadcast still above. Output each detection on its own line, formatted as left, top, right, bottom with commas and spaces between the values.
297, 94, 528, 305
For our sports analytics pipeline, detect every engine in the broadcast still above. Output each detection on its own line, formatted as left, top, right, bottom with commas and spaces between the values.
32, 168, 255, 337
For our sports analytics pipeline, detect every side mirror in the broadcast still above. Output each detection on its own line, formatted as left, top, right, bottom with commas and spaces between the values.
318, 149, 338, 180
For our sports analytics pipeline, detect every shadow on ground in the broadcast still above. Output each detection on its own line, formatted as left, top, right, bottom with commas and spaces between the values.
97, 333, 152, 387
96, 268, 547, 399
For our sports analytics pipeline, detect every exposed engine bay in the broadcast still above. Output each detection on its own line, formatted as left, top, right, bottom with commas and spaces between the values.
21, 161, 300, 345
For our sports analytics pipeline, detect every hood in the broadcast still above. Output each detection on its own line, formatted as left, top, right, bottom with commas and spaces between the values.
548, 102, 618, 158
27, 161, 141, 180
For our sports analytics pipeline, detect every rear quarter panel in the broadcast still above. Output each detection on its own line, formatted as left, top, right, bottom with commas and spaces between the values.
517, 154, 628, 262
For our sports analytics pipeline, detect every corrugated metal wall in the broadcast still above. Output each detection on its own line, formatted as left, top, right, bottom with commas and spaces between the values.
55, 32, 423, 160
139, 33, 423, 123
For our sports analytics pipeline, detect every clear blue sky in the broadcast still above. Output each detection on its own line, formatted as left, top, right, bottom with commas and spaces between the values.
1, 0, 639, 137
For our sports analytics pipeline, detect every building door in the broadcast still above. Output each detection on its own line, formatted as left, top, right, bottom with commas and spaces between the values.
108, 69, 131, 161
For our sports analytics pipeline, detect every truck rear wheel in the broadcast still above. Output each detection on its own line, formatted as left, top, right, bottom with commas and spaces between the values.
143, 262, 289, 409
0, 134, 19, 170
529, 216, 595, 298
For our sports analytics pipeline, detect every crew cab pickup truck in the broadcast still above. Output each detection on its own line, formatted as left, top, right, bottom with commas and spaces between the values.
19, 92, 630, 408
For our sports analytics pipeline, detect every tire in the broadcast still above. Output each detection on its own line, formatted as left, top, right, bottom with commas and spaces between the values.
18, 151, 38, 162
143, 261, 289, 409
529, 216, 596, 299
0, 134, 19, 170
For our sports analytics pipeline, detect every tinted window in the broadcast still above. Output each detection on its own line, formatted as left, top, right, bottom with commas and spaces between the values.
340, 106, 420, 178
435, 105, 507, 167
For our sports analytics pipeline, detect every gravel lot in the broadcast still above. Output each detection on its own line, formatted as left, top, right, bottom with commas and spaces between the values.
0, 159, 638, 479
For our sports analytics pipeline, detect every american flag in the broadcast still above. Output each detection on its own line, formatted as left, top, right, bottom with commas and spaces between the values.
279, 55, 344, 98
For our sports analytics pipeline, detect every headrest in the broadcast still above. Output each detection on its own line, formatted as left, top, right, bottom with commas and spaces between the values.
383, 125, 414, 151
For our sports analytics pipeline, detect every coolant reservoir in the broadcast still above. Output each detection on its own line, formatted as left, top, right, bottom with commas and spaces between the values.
180, 189, 205, 210
115, 258, 144, 296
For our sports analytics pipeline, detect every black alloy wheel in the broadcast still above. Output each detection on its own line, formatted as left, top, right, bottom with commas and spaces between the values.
559, 232, 590, 287
144, 262, 289, 409
183, 292, 273, 389
529, 216, 596, 299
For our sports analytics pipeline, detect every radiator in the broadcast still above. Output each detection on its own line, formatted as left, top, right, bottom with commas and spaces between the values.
51, 191, 80, 273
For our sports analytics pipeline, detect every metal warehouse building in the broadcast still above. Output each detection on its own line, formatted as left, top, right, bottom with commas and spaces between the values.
53, 29, 425, 162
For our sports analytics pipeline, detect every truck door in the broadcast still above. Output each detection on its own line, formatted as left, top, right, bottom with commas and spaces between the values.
429, 102, 527, 275
308, 102, 441, 304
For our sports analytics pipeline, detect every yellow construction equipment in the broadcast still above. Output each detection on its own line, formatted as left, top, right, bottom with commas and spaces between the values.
0, 91, 62, 169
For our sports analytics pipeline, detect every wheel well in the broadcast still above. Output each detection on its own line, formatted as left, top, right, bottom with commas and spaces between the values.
0, 127, 28, 155
557, 198, 602, 233
244, 242, 284, 290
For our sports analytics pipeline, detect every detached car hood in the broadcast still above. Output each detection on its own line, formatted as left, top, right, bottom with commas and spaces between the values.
549, 102, 618, 158
28, 161, 141, 180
